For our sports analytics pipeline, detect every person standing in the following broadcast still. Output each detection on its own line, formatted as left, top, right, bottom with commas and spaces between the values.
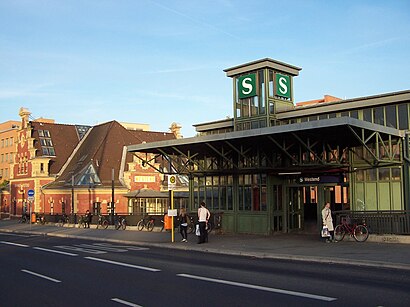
197, 201, 210, 244
179, 208, 188, 242
322, 202, 335, 242
85, 210, 92, 228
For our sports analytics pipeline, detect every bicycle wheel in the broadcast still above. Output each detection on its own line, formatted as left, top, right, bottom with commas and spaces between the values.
102, 219, 109, 229
115, 221, 120, 230
57, 219, 64, 227
137, 220, 144, 231
121, 220, 127, 230
147, 220, 154, 232
206, 222, 213, 233
353, 225, 369, 242
187, 223, 194, 234
334, 224, 345, 241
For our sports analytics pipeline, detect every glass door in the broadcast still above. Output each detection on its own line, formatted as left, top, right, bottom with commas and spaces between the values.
287, 187, 303, 232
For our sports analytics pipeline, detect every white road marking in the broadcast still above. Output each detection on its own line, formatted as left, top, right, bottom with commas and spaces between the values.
177, 274, 337, 302
75, 243, 128, 252
0, 233, 32, 237
111, 298, 142, 307
54, 245, 107, 254
85, 257, 161, 272
93, 243, 149, 251
33, 247, 78, 256
21, 269, 61, 283
0, 241, 29, 247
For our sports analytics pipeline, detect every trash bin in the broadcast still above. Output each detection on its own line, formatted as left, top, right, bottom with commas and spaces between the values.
31, 212, 36, 223
164, 214, 172, 230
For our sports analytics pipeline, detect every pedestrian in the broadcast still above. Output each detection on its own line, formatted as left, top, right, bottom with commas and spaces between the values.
85, 210, 92, 228
197, 201, 210, 244
179, 208, 188, 242
322, 202, 336, 242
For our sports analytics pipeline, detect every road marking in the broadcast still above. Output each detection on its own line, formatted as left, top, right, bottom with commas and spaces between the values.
93, 243, 149, 251
21, 269, 61, 283
75, 243, 128, 252
0, 233, 32, 238
33, 247, 78, 256
111, 298, 142, 307
54, 245, 107, 254
177, 274, 337, 302
85, 257, 161, 272
0, 241, 29, 248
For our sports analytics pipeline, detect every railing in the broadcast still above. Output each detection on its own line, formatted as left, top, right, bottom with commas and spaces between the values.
334, 210, 410, 235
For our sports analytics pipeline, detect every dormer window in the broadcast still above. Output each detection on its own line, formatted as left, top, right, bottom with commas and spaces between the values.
38, 129, 55, 157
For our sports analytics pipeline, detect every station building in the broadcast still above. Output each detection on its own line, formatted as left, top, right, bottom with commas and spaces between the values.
128, 58, 410, 235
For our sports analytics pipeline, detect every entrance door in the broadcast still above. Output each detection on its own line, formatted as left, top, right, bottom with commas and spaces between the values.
287, 187, 303, 232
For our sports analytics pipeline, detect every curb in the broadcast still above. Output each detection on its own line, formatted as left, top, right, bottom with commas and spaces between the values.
2, 228, 410, 272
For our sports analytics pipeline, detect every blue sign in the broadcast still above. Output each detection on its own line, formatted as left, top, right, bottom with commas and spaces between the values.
27, 189, 35, 197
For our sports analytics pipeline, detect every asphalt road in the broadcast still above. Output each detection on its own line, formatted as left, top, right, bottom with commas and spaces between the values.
1, 232, 409, 307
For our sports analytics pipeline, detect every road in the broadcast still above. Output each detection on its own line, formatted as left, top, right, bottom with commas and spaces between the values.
1, 232, 409, 307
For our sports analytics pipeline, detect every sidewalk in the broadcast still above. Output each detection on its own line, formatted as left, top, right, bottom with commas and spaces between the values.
1, 219, 410, 271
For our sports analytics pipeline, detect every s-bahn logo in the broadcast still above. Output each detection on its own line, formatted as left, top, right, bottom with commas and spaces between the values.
238, 73, 257, 99
275, 73, 290, 99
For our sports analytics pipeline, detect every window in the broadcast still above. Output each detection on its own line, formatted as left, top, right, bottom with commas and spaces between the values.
398, 103, 409, 130
373, 106, 384, 126
385, 105, 397, 128
363, 108, 372, 122
238, 174, 267, 211
350, 110, 359, 119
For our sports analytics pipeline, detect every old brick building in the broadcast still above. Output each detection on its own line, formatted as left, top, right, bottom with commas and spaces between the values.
2, 108, 177, 220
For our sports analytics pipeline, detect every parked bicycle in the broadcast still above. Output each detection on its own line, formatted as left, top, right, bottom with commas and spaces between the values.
77, 215, 87, 228
57, 214, 70, 227
334, 216, 369, 242
115, 216, 127, 230
137, 216, 155, 231
96, 214, 109, 229
36, 213, 46, 225
19, 213, 30, 224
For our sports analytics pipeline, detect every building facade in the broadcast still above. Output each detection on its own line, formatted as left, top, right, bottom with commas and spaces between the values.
128, 58, 409, 235
1, 107, 177, 221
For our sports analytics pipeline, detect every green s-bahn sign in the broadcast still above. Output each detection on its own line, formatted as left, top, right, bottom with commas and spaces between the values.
238, 73, 257, 99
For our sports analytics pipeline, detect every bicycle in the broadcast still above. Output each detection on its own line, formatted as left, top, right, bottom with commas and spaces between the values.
115, 216, 127, 230
77, 215, 87, 228
137, 216, 155, 231
96, 214, 109, 229
334, 216, 369, 242
19, 214, 30, 224
57, 214, 70, 227
36, 214, 46, 225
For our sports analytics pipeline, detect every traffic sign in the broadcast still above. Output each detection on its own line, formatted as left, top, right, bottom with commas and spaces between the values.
28, 189, 35, 197
168, 175, 176, 190
27, 196, 34, 202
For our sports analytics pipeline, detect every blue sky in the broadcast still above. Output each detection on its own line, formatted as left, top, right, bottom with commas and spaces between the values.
1, 0, 409, 137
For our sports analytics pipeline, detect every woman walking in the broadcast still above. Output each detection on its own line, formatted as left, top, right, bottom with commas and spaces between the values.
322, 202, 336, 243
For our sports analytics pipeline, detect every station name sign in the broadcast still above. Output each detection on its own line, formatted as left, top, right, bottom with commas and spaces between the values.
299, 175, 342, 184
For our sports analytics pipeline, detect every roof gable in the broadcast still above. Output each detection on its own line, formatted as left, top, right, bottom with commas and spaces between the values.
46, 121, 175, 188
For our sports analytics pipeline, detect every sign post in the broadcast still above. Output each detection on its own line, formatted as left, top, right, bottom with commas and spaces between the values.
27, 189, 34, 228
168, 175, 177, 242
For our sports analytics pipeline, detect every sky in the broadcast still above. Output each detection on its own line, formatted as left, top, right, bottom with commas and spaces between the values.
1, 0, 409, 137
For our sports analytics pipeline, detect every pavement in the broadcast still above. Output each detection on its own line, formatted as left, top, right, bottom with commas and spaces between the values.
1, 219, 410, 271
